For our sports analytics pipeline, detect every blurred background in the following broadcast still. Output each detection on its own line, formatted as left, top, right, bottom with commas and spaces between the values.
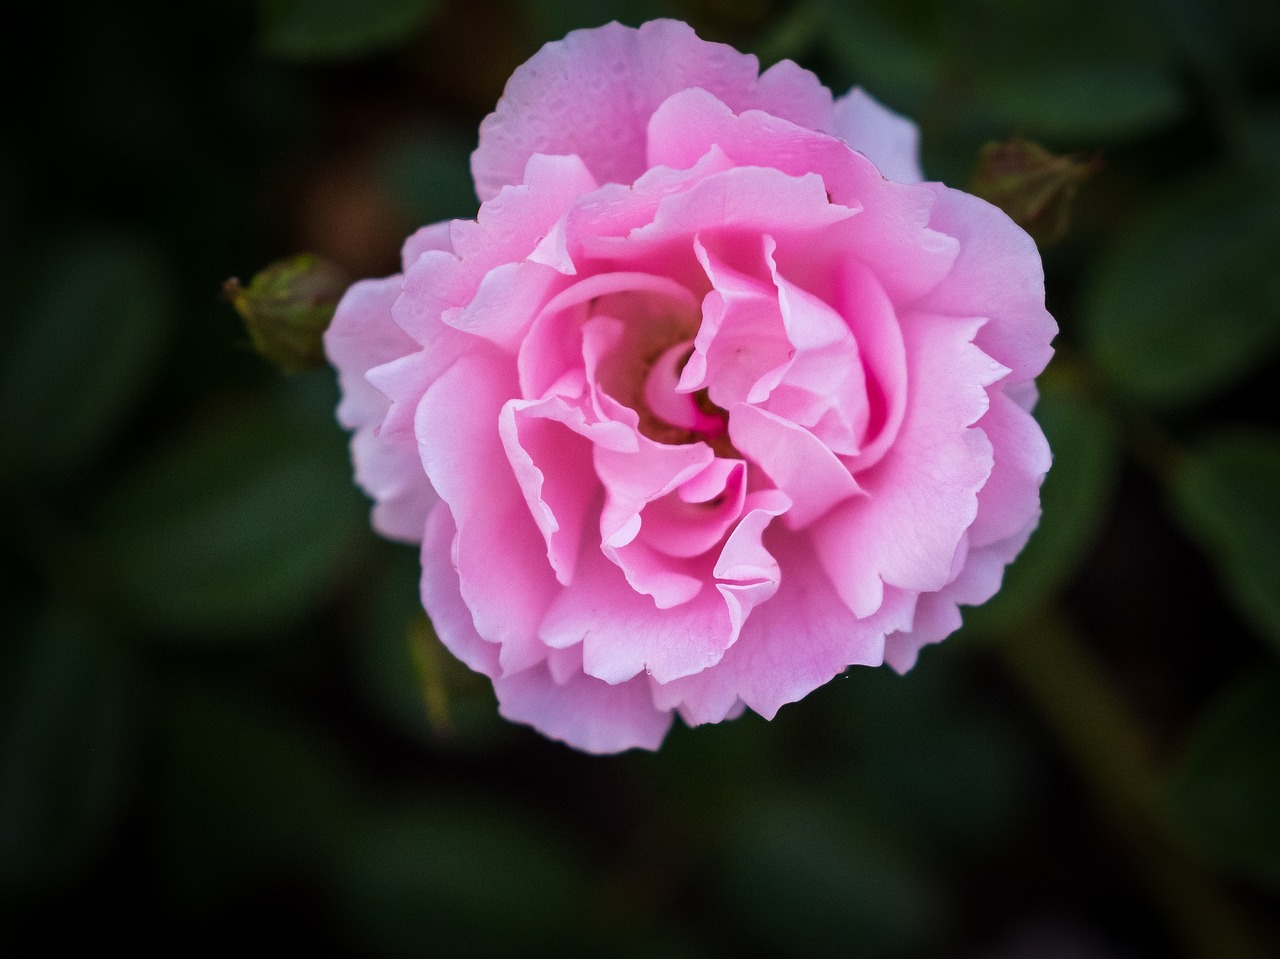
2, 0, 1278, 956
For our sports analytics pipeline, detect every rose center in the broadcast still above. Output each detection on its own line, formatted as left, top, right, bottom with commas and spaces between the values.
638, 340, 731, 448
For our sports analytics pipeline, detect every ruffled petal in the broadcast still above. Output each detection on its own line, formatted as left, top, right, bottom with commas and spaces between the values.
325, 275, 436, 543
917, 185, 1057, 384
830, 88, 925, 184
472, 19, 834, 201
813, 314, 1005, 617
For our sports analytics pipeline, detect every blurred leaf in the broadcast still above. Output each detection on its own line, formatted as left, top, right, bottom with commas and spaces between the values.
225, 253, 348, 374
719, 794, 949, 959
0, 608, 136, 890
376, 126, 480, 225
826, 663, 1044, 853
155, 680, 354, 902
258, 0, 440, 60
817, 0, 941, 106
968, 376, 1122, 630
1166, 671, 1280, 887
969, 138, 1101, 246
974, 62, 1182, 142
818, 0, 1183, 141
351, 549, 503, 748
1170, 430, 1280, 652
337, 794, 588, 957
1081, 171, 1280, 408
96, 380, 368, 640
520, 0, 669, 40
0, 232, 173, 484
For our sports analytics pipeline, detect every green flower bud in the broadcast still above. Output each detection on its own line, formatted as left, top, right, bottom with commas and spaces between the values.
224, 254, 349, 374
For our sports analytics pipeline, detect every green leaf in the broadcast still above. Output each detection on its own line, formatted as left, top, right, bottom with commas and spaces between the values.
258, 0, 440, 61
968, 376, 1122, 630
375, 126, 480, 225
975, 61, 1183, 142
0, 609, 136, 890
96, 381, 369, 640
337, 795, 587, 956
1170, 430, 1280, 652
718, 793, 949, 959
1166, 671, 1280, 888
155, 680, 354, 902
350, 549, 504, 748
519, 0, 670, 41
1081, 172, 1280, 408
0, 232, 173, 484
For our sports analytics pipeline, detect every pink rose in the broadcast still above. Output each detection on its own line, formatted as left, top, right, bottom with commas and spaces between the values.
326, 20, 1055, 753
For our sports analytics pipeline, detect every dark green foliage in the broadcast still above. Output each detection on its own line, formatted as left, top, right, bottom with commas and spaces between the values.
2, 0, 1278, 956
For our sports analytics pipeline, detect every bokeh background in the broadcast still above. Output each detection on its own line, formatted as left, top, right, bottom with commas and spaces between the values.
3, 0, 1279, 956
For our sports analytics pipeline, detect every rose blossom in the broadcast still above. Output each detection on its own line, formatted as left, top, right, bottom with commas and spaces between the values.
326, 20, 1055, 753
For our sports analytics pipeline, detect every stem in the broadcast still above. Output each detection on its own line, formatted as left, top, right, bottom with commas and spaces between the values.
991, 613, 1270, 959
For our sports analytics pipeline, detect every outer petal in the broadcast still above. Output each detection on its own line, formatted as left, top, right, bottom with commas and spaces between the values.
493, 664, 673, 754
652, 526, 916, 725
416, 351, 560, 675
472, 19, 834, 200
831, 88, 925, 184
325, 275, 435, 543
424, 503, 671, 754
916, 185, 1057, 384
813, 314, 1005, 618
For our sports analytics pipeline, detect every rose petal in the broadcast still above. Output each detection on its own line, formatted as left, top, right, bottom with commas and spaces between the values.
325, 275, 436, 543
493, 663, 672, 754
652, 526, 916, 724
969, 390, 1052, 548
830, 88, 925, 184
814, 314, 1005, 617
917, 185, 1057, 384
417, 351, 560, 674
471, 19, 834, 201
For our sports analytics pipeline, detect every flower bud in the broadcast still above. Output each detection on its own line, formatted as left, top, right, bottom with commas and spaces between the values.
970, 138, 1101, 247
224, 254, 349, 373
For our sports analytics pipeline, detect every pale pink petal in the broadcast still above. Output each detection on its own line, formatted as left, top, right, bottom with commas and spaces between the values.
814, 314, 1005, 617
471, 19, 834, 201
542, 493, 787, 685
401, 220, 454, 270
727, 404, 861, 529
917, 184, 1057, 384
652, 527, 916, 724
968, 391, 1052, 548
540, 546, 733, 684
500, 394, 622, 586
420, 503, 500, 677
350, 428, 434, 543
882, 591, 961, 673
327, 276, 414, 430
416, 352, 559, 675
831, 88, 925, 184
441, 259, 563, 351
644, 88, 956, 306
325, 275, 436, 544
493, 664, 672, 754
